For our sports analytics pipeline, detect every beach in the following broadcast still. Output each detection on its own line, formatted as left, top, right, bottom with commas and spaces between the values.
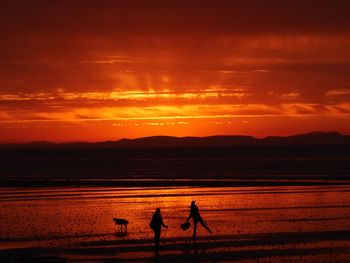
1, 183, 350, 262
2, 0, 350, 261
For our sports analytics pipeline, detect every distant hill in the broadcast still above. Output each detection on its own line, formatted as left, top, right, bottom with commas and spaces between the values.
1, 131, 350, 149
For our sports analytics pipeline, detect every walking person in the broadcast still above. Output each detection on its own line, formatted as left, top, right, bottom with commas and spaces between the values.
187, 201, 212, 241
150, 208, 168, 257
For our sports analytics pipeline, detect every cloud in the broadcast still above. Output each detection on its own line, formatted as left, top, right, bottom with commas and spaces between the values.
1, 1, 350, 141
2, 101, 350, 125
326, 89, 350, 96
1, 0, 350, 37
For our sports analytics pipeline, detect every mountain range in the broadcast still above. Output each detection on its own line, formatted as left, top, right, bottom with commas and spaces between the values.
1, 131, 350, 149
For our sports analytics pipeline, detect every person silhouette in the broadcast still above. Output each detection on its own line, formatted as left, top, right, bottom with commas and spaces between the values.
187, 201, 212, 241
150, 208, 168, 257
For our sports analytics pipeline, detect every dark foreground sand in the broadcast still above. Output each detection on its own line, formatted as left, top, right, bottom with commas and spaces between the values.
1, 182, 350, 262
2, 230, 350, 262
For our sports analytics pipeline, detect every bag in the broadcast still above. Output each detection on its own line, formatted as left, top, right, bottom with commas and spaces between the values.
181, 221, 190, 231
150, 217, 156, 230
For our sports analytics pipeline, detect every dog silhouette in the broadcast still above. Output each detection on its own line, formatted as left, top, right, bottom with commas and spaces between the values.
113, 218, 129, 232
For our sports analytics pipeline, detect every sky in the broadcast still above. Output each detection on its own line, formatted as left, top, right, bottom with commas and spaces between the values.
1, 0, 350, 142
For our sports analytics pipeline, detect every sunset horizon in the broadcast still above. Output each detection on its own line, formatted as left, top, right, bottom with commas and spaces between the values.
1, 130, 349, 144
1, 0, 350, 142
1, 1, 350, 262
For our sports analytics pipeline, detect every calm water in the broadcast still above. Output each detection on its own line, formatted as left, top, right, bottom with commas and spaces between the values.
1, 185, 350, 262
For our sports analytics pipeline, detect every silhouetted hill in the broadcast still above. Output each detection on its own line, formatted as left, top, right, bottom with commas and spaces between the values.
1, 132, 350, 149
262, 132, 349, 145
110, 135, 259, 148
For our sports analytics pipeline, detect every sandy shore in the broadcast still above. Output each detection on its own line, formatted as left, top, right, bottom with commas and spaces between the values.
1, 230, 350, 262
1, 184, 350, 262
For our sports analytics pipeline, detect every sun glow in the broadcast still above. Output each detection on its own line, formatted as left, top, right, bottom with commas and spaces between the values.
1, 1, 350, 142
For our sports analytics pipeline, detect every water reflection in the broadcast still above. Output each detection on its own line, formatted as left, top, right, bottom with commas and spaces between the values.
1, 185, 350, 261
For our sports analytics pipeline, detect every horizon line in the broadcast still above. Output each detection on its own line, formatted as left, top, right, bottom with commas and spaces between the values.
0, 131, 347, 145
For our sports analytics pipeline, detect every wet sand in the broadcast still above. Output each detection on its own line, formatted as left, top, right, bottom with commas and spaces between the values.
1, 183, 350, 262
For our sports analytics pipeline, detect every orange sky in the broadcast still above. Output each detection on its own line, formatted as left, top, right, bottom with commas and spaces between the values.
1, 0, 350, 142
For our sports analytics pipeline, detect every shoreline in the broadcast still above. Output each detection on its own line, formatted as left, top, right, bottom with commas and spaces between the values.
1, 184, 350, 262
1, 177, 350, 188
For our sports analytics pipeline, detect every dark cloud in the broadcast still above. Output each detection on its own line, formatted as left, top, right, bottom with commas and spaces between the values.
1, 0, 350, 141
1, 0, 350, 37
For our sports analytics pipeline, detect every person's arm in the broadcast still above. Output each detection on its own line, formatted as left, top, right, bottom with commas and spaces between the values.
160, 215, 168, 228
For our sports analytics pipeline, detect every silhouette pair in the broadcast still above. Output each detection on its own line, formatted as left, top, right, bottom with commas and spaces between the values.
150, 201, 212, 257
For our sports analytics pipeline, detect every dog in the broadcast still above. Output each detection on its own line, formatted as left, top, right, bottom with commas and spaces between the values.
113, 218, 129, 232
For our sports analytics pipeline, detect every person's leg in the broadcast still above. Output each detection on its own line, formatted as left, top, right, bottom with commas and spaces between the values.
155, 230, 161, 246
154, 230, 160, 257
199, 218, 212, 234
193, 221, 198, 241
